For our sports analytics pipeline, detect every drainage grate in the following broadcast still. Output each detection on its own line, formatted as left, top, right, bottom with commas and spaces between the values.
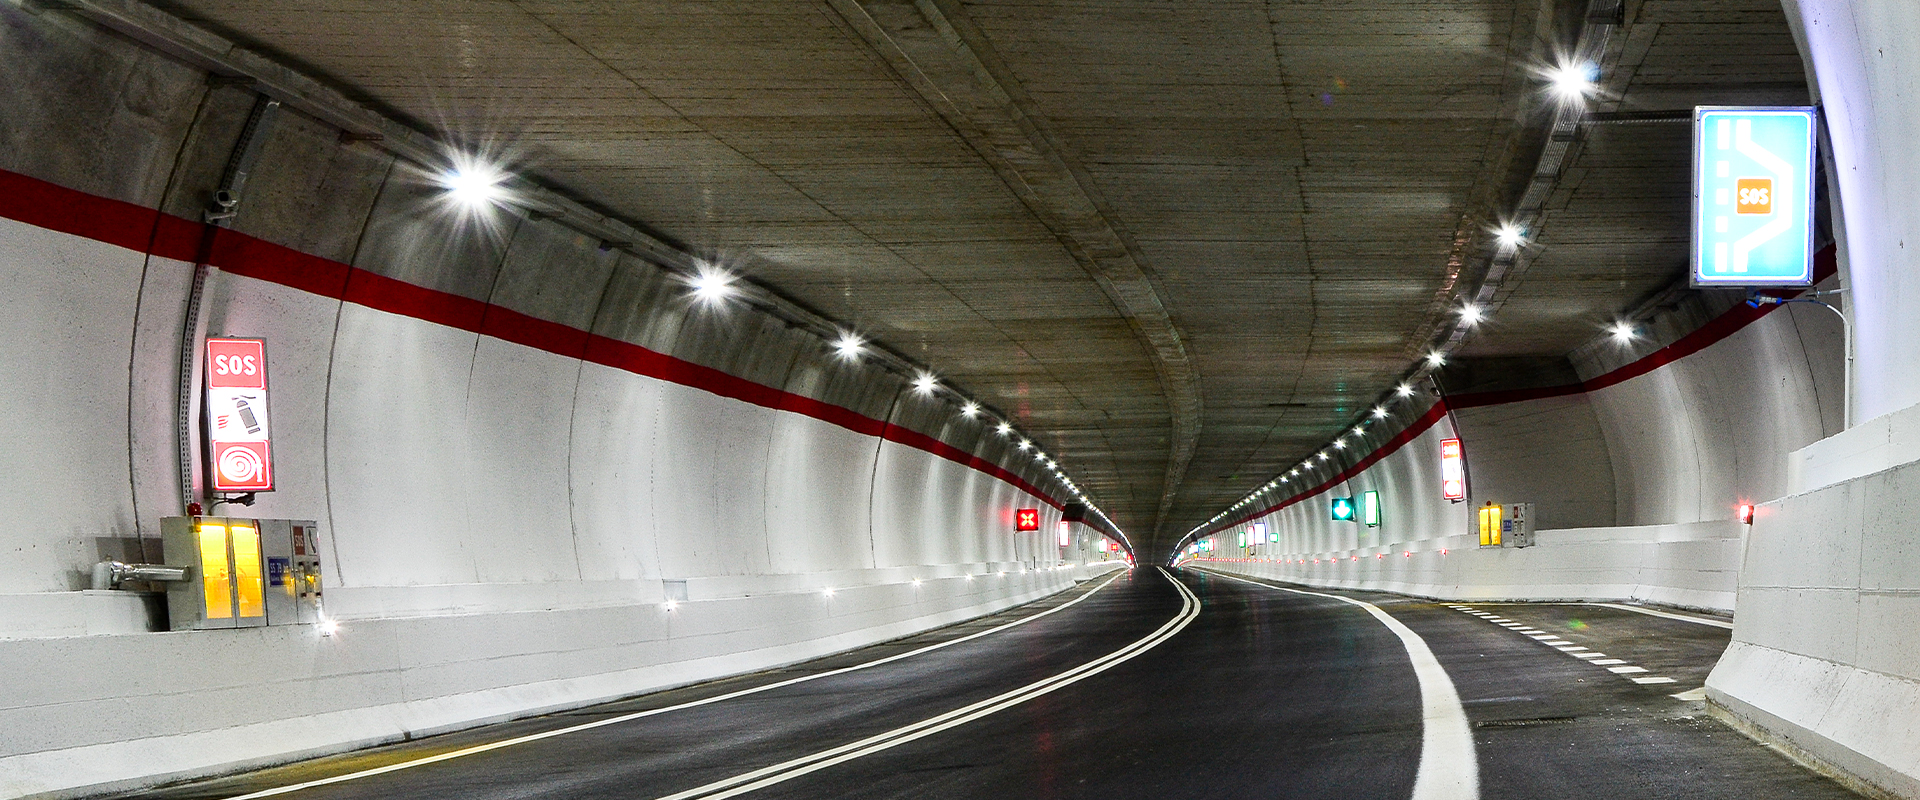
1475, 716, 1577, 728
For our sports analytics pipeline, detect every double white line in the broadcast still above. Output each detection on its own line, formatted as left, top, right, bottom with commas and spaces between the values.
651, 567, 1203, 800
223, 569, 1132, 799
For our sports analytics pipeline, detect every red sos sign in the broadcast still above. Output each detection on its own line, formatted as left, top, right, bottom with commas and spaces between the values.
206, 338, 274, 492
1014, 508, 1040, 532
208, 343, 264, 388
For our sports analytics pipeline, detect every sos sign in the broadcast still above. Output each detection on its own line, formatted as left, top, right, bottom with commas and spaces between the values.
1692, 107, 1817, 287
206, 338, 274, 492
1014, 508, 1040, 532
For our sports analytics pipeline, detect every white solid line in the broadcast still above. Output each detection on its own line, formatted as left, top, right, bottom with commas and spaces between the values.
1555, 646, 1588, 652
1631, 676, 1677, 684
1590, 658, 1626, 665
218, 569, 1133, 800
655, 568, 1202, 800
1573, 653, 1607, 659
1200, 570, 1477, 800
1586, 602, 1734, 630
1608, 666, 1649, 674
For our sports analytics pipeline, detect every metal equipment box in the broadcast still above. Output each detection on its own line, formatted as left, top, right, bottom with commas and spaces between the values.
160, 517, 323, 631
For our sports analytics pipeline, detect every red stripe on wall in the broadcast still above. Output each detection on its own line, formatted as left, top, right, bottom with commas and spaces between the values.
1200, 245, 1839, 540
0, 166, 1074, 517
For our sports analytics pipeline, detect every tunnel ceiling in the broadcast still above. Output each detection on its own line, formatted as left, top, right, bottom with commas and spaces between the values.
150, 0, 1809, 556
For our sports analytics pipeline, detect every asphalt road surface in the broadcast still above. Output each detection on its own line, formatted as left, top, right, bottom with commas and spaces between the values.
126, 567, 1860, 800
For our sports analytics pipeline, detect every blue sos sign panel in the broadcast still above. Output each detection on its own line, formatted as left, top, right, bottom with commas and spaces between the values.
1692, 107, 1818, 287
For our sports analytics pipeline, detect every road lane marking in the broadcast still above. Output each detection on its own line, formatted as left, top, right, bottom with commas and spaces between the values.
652, 568, 1202, 800
1586, 602, 1733, 630
1573, 653, 1607, 659
1198, 570, 1478, 800
1607, 666, 1649, 674
1590, 658, 1627, 665
1631, 676, 1677, 684
215, 568, 1134, 799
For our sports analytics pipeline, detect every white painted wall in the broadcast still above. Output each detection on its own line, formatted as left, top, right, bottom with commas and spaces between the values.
1186, 297, 1837, 616
0, 9, 1128, 798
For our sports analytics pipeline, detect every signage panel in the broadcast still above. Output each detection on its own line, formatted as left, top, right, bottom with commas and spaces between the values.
1014, 508, 1040, 532
206, 338, 274, 492
1440, 438, 1465, 502
1692, 107, 1818, 287
1362, 490, 1381, 527
1331, 496, 1356, 522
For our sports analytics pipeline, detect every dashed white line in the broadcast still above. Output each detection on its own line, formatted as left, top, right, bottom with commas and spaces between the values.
1448, 605, 1687, 690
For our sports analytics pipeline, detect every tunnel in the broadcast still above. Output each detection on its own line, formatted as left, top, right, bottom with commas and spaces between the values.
1, 0, 1917, 798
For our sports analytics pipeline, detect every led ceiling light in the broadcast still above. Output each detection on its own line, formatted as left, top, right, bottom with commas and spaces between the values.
1372, 406, 1390, 419
995, 421, 1013, 436
1609, 320, 1637, 343
961, 401, 981, 417
442, 159, 506, 209
1426, 351, 1447, 368
687, 263, 738, 306
1459, 303, 1485, 325
1547, 61, 1598, 103
832, 331, 865, 361
912, 371, 939, 396
1396, 383, 1415, 397
1495, 224, 1527, 250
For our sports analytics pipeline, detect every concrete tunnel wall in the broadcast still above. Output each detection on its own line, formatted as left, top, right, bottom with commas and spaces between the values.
0, 8, 1126, 798
1702, 2, 1920, 798
1186, 280, 1845, 614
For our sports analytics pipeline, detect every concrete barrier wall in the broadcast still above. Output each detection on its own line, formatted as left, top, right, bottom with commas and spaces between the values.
1700, 3, 1920, 797
0, 8, 1131, 798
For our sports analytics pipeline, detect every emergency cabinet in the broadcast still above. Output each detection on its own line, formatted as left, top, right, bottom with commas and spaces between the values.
160, 517, 323, 631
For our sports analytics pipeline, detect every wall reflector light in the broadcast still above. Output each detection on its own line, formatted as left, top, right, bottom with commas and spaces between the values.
1737, 503, 1755, 525
1440, 438, 1466, 502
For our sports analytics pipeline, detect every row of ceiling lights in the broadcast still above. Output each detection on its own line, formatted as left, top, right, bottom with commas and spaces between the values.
1179, 58, 1646, 552
442, 156, 1122, 539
